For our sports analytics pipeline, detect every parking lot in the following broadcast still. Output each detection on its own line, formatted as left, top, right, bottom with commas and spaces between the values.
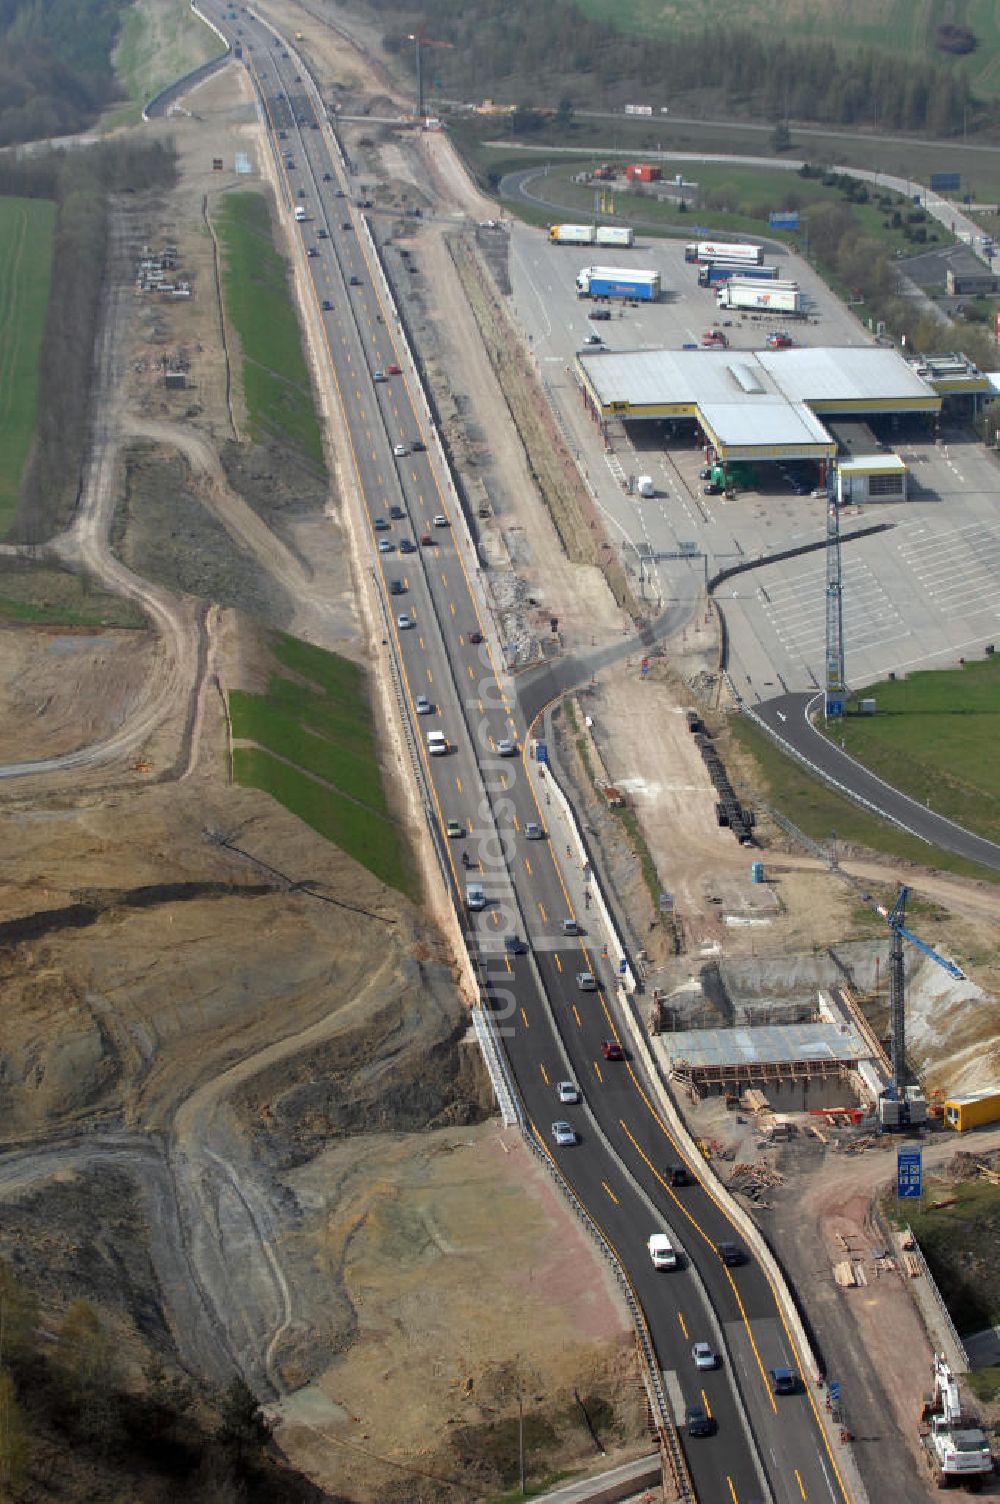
508, 219, 1000, 699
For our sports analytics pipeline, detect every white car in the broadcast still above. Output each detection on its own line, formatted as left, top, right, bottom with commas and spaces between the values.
648, 1233, 678, 1270
557, 1081, 580, 1105
692, 1342, 718, 1371
496, 738, 517, 757
397, 613, 413, 629
551, 1121, 577, 1147
393, 442, 409, 457
524, 821, 544, 840
377, 539, 393, 553
576, 971, 597, 992
415, 695, 433, 714
433, 513, 449, 527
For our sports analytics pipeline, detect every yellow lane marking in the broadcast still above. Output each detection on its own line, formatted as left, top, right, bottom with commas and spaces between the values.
601, 1181, 619, 1205
701, 1390, 712, 1418
554, 953, 562, 972
677, 1310, 689, 1339
455, 777, 462, 793
540, 1063, 549, 1086
726, 1479, 738, 1504
795, 1469, 807, 1500
519, 1006, 529, 1030
617, 1115, 775, 1408
525, 857, 532, 875
538, 900, 547, 921
572, 1005, 582, 1028
594, 1061, 604, 1084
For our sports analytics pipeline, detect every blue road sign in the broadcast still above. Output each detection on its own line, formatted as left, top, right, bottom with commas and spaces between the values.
829, 1380, 841, 1403
535, 741, 549, 765
619, 958, 628, 976
897, 1146, 922, 1199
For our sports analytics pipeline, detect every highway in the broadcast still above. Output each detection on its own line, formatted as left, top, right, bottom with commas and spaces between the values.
195, 10, 860, 1501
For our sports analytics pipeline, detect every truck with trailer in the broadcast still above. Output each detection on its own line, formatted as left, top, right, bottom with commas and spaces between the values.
576, 266, 660, 301
944, 1090, 1000, 1131
550, 224, 635, 247
698, 263, 780, 286
716, 281, 802, 315
919, 1355, 994, 1489
685, 241, 763, 266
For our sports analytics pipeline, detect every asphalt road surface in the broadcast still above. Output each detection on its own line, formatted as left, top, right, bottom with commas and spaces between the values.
186, 12, 860, 1501
755, 693, 1000, 873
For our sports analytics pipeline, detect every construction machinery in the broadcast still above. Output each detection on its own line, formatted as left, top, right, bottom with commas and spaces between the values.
919, 1354, 994, 1490
406, 33, 454, 120
878, 887, 965, 1129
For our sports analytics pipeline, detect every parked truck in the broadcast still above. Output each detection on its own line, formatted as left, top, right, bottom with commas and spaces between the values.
919, 1355, 994, 1489
716, 280, 802, 315
698, 262, 781, 286
685, 241, 763, 265
550, 224, 635, 247
944, 1090, 1000, 1131
576, 266, 660, 301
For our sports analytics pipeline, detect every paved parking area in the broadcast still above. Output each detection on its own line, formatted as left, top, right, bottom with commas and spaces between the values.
508, 218, 1000, 697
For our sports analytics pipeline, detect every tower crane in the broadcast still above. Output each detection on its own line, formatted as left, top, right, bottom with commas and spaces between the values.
877, 885, 965, 1129
405, 33, 454, 121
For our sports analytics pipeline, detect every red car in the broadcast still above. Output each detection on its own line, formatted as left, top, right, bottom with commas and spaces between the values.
601, 1040, 625, 1061
386, 362, 401, 375
419, 533, 435, 547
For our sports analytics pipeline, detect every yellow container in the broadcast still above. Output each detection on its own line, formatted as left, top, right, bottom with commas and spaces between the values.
943, 1091, 1000, 1132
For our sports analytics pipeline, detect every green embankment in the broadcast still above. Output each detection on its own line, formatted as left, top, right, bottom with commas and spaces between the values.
112, 0, 225, 123
215, 192, 325, 469
831, 661, 1000, 842
0, 197, 56, 539
230, 634, 412, 895
729, 714, 1000, 885
886, 1177, 1000, 1337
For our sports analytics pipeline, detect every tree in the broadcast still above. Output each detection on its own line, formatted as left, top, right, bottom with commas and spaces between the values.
0, 1371, 28, 1497
52, 1300, 123, 1448
217, 1377, 272, 1459
770, 120, 791, 153
556, 95, 574, 128
0, 1261, 38, 1368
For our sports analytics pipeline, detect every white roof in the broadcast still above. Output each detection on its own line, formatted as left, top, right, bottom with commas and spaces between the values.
837, 454, 907, 474
578, 345, 939, 458
755, 346, 937, 406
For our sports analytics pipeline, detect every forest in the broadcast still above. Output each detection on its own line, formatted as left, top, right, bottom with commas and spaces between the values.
375, 0, 978, 137
0, 0, 131, 145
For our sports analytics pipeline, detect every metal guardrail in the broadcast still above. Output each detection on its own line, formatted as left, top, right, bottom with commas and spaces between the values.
901, 1223, 971, 1372
520, 1125, 695, 1503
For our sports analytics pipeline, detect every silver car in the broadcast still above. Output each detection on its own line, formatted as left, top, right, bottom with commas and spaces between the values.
551, 1121, 577, 1147
692, 1342, 718, 1371
557, 1081, 580, 1105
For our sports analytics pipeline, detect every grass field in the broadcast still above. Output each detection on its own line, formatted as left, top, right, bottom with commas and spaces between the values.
111, 0, 225, 122
729, 714, 1000, 884
466, 143, 937, 261
215, 193, 325, 469
572, 0, 1000, 99
831, 660, 1000, 842
229, 633, 412, 895
0, 197, 56, 540
0, 563, 147, 627
450, 110, 1000, 209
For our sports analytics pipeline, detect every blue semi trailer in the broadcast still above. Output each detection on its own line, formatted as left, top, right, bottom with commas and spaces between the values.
576, 266, 661, 301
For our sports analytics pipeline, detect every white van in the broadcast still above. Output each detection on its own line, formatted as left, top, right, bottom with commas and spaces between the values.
427, 731, 448, 756
466, 883, 486, 911
648, 1233, 678, 1270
